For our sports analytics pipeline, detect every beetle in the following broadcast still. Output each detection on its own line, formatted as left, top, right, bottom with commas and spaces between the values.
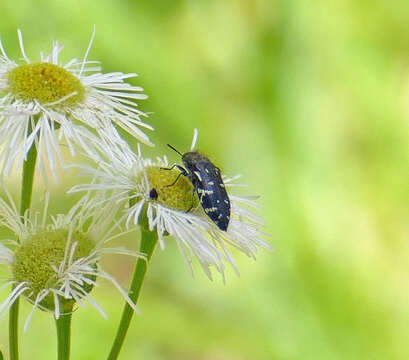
161, 144, 231, 231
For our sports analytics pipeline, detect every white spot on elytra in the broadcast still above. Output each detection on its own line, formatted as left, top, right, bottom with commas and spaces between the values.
198, 188, 214, 195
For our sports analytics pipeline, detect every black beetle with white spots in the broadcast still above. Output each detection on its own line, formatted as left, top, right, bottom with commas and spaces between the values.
162, 145, 231, 231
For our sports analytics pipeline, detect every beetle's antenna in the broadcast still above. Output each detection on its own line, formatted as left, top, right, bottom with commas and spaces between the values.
167, 144, 183, 156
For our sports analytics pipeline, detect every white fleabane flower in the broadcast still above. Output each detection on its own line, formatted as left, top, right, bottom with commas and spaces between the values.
0, 193, 142, 330
0, 30, 152, 179
70, 131, 271, 279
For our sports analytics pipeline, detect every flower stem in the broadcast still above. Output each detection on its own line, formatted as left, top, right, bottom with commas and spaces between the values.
55, 312, 73, 360
9, 115, 39, 360
20, 116, 39, 219
107, 208, 158, 360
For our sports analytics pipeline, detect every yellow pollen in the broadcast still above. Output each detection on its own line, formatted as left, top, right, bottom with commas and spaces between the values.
145, 166, 199, 212
8, 62, 85, 108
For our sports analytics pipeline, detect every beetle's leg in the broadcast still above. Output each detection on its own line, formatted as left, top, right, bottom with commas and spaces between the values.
185, 176, 200, 213
162, 171, 184, 188
160, 163, 178, 171
160, 164, 188, 175
161, 164, 189, 188
186, 187, 196, 213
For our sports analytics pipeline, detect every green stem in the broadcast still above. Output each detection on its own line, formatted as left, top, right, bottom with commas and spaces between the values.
107, 208, 158, 360
9, 115, 39, 360
8, 301, 20, 360
55, 312, 73, 360
20, 117, 39, 219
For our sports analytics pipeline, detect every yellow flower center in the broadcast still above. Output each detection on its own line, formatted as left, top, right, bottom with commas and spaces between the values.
12, 229, 95, 312
145, 166, 199, 212
7, 63, 85, 108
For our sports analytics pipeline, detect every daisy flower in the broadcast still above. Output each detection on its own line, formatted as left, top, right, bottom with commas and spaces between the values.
70, 130, 271, 279
0, 29, 152, 179
0, 193, 142, 330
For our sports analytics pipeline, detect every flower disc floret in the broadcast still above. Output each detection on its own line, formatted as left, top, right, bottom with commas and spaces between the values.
12, 229, 94, 310
144, 166, 199, 212
8, 63, 85, 108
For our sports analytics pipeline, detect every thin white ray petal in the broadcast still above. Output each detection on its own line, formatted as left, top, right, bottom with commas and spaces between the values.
191, 128, 199, 151
98, 269, 141, 314
0, 283, 29, 318
84, 294, 108, 319
17, 29, 30, 63
24, 289, 49, 332
80, 25, 96, 77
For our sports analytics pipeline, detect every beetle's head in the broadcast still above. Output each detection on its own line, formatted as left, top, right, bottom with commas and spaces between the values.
181, 151, 201, 164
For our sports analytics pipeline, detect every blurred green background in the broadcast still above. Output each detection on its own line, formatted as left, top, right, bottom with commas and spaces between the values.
1, 0, 409, 359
